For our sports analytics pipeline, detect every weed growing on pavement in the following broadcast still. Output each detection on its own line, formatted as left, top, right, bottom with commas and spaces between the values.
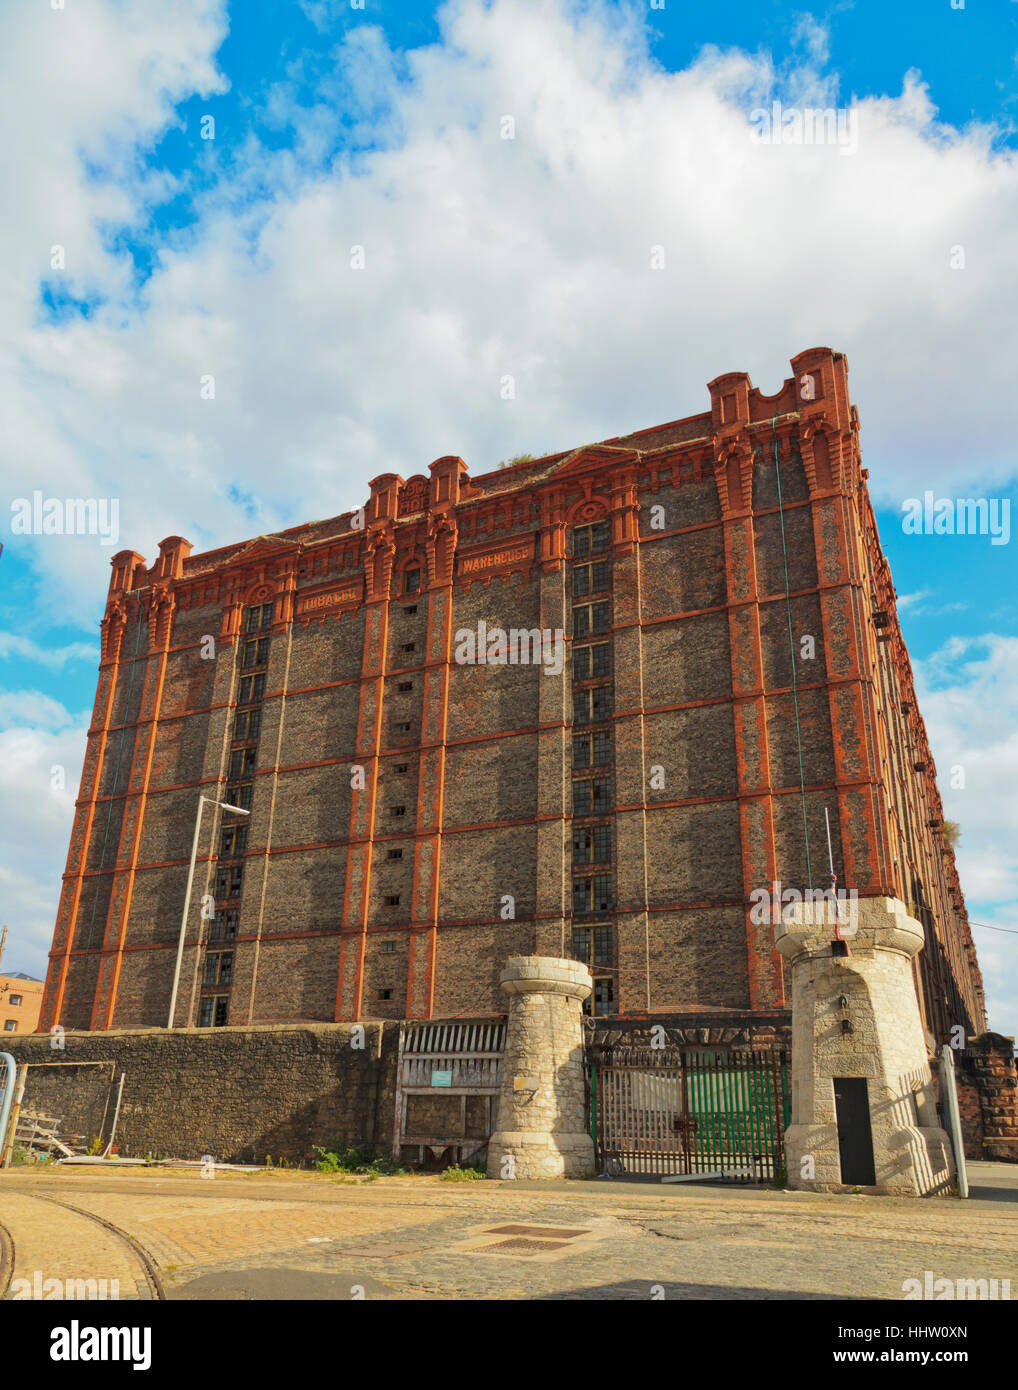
313, 1143, 408, 1177
439, 1163, 486, 1181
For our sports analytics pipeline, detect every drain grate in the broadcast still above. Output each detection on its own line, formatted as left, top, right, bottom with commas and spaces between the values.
454, 1222, 606, 1261
482, 1225, 591, 1240
485, 1238, 572, 1254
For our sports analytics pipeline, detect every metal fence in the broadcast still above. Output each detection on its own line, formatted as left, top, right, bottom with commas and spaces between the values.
592, 1048, 790, 1182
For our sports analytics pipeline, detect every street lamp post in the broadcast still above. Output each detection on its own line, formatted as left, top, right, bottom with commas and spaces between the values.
167, 795, 250, 1029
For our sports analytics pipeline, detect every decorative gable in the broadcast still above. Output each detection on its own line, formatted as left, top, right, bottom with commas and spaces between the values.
548, 444, 638, 477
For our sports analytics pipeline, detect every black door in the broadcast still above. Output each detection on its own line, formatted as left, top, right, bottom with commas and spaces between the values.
833, 1077, 876, 1185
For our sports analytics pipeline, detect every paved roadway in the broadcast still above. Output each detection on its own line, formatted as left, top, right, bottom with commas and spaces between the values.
1, 1162, 1016, 1301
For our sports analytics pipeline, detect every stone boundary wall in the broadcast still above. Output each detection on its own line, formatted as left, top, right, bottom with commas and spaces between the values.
4, 1023, 400, 1165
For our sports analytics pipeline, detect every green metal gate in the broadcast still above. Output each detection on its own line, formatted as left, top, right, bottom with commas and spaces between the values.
592, 1048, 790, 1182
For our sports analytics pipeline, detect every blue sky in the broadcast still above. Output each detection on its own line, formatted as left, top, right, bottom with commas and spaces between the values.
1, 0, 1015, 1035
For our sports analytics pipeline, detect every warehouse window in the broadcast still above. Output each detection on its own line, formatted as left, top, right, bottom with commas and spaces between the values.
591, 875, 612, 911
380, 941, 397, 953
238, 673, 266, 704
242, 636, 269, 669
403, 605, 418, 616
573, 778, 611, 817
204, 952, 233, 987
571, 925, 613, 968
229, 747, 256, 779
210, 910, 238, 942
215, 866, 243, 899
590, 977, 614, 1017
573, 643, 610, 681
394, 721, 411, 733
246, 603, 273, 633
573, 687, 611, 725
392, 764, 408, 774
227, 783, 253, 812
9, 994, 23, 1008
572, 521, 610, 557
199, 996, 229, 1027
404, 568, 421, 594
573, 825, 611, 863
571, 601, 611, 639
383, 894, 400, 906
573, 730, 611, 768
378, 989, 393, 1001
571, 559, 612, 598
3, 1021, 16, 1032
233, 708, 262, 741
401, 642, 415, 653
387, 848, 403, 860
573, 876, 612, 914
220, 826, 248, 858
398, 681, 413, 692
389, 805, 406, 817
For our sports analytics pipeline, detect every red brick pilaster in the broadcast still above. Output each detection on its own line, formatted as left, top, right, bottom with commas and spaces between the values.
607, 475, 651, 1012
709, 374, 782, 1009
406, 457, 464, 1016
532, 487, 570, 961
43, 551, 146, 1031
539, 485, 566, 571
336, 477, 400, 1019
91, 538, 191, 1027
791, 347, 891, 902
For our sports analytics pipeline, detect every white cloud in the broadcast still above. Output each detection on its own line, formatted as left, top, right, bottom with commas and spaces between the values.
0, 698, 89, 980
0, 632, 99, 670
915, 634, 1018, 1041
0, 0, 1015, 1027
0, 689, 89, 731
0, 0, 1016, 631
299, 0, 347, 35
790, 14, 831, 69
896, 590, 968, 618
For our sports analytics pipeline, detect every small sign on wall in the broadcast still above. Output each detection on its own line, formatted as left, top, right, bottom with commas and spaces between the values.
431, 1070, 452, 1087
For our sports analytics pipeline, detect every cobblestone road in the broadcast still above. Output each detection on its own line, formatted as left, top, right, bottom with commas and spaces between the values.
2, 1163, 1016, 1301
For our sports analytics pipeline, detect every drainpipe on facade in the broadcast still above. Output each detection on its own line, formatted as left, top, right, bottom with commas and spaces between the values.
0, 1061, 27, 1168
0, 1053, 16, 1164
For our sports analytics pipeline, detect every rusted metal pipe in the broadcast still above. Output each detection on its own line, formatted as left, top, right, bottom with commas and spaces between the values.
1, 1064, 27, 1167
0, 1052, 16, 1161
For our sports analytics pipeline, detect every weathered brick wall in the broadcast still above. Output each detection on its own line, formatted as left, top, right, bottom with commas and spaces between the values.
42, 349, 987, 1042
955, 1033, 1018, 1162
954, 1072, 985, 1160
6, 1023, 400, 1165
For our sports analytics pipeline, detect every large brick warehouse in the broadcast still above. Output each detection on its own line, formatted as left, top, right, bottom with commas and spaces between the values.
40, 347, 985, 1045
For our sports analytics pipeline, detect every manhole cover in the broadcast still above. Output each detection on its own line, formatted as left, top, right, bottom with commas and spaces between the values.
483, 1225, 591, 1240
485, 1238, 572, 1254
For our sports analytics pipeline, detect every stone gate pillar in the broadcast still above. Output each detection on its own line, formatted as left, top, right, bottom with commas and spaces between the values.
487, 956, 595, 1180
775, 896, 955, 1196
